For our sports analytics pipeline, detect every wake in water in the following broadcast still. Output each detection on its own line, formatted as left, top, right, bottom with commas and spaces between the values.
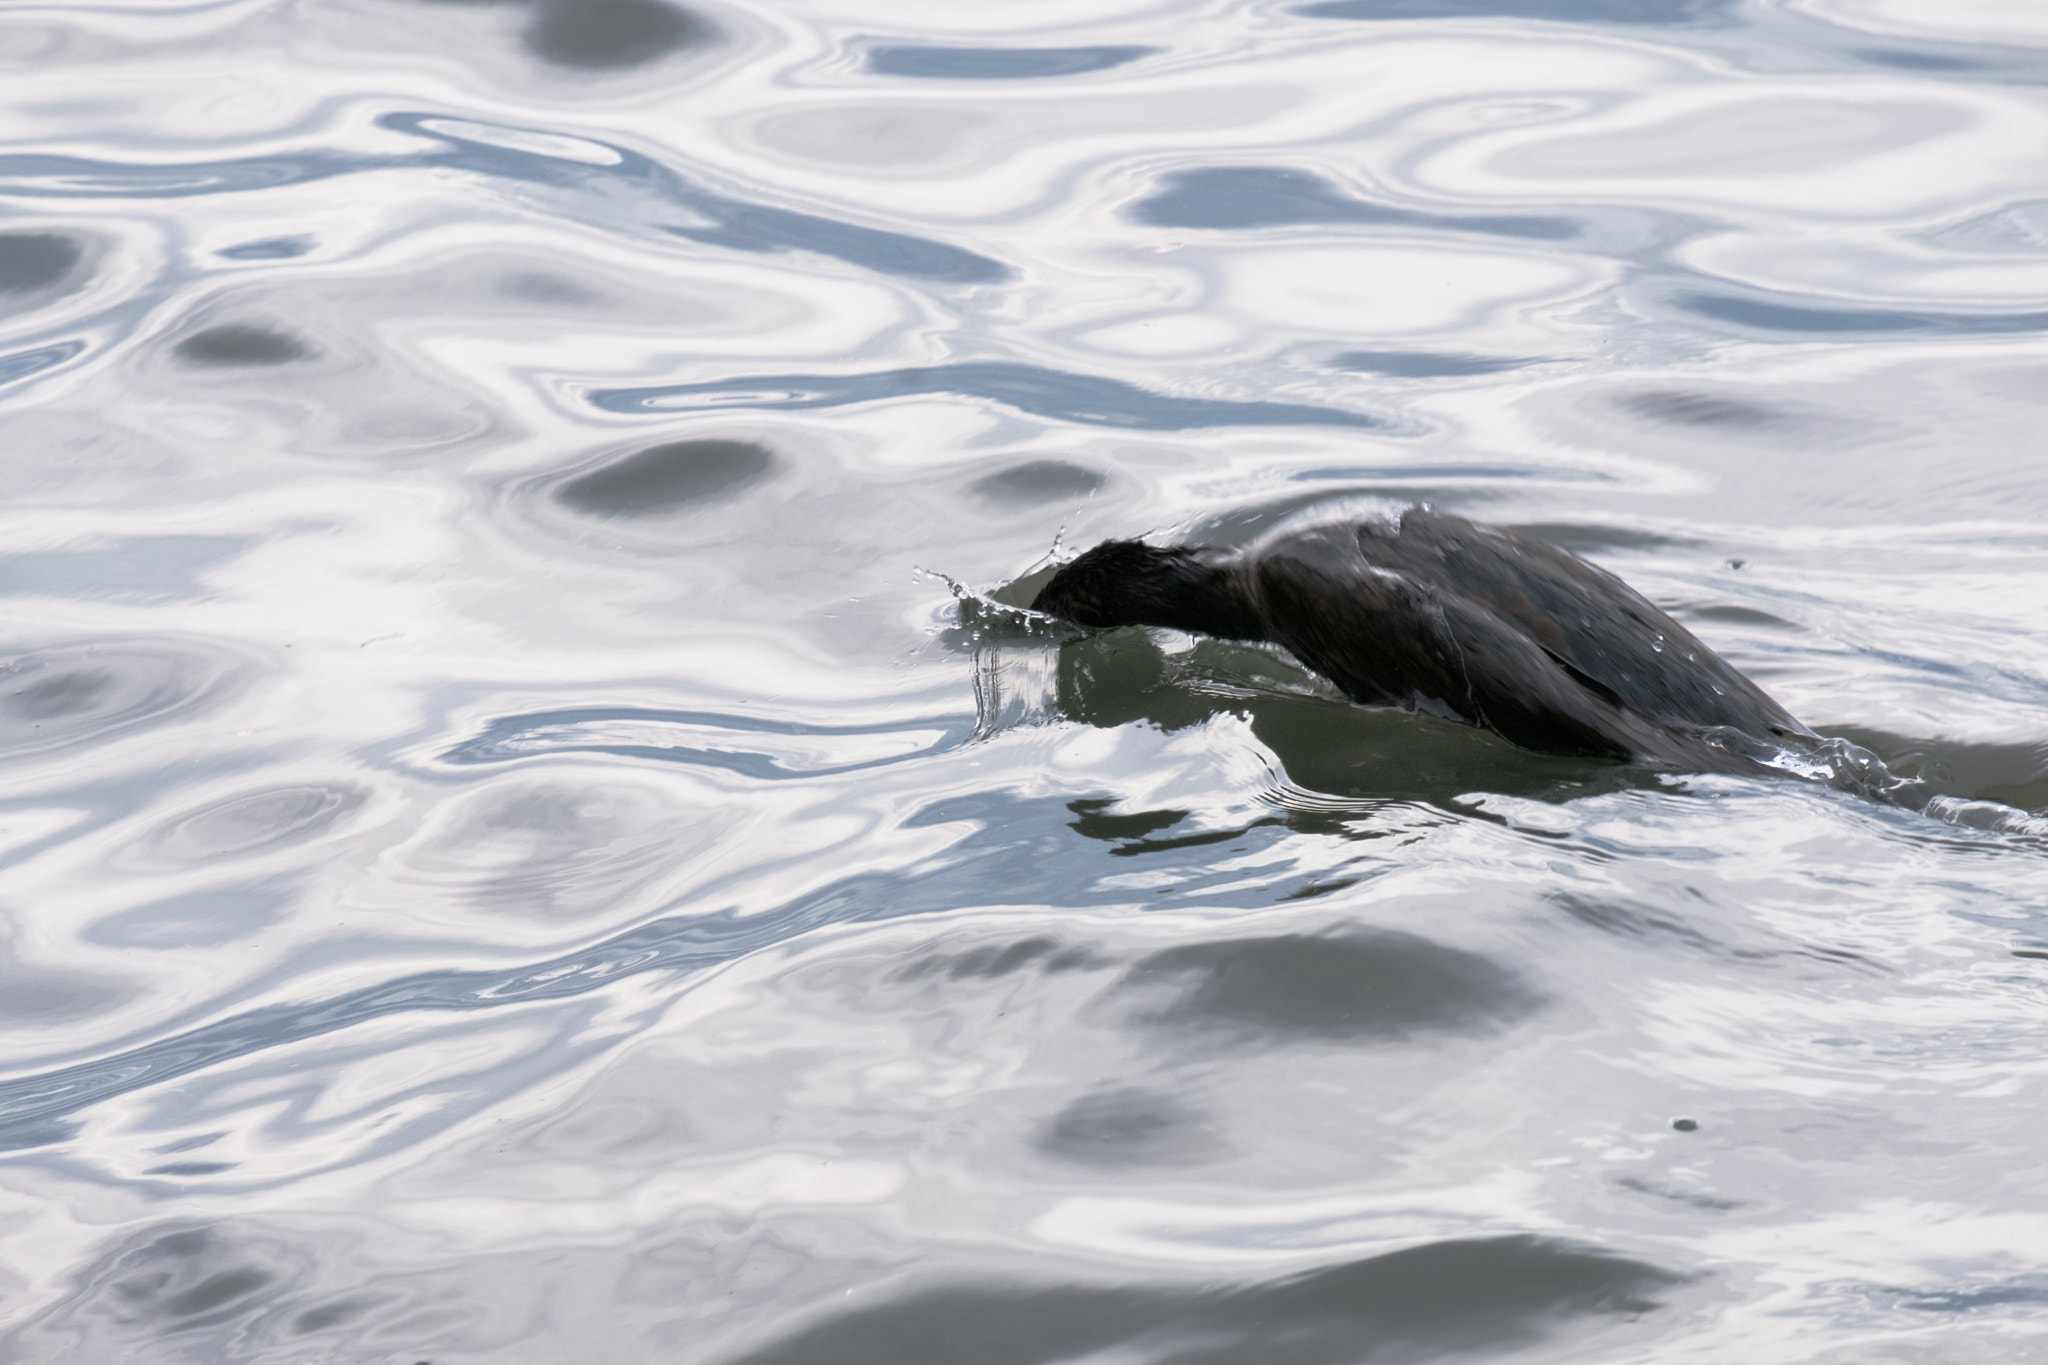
1765, 732, 2048, 835
938, 540, 2048, 840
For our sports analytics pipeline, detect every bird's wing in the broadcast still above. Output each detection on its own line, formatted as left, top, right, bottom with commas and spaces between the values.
1250, 527, 1650, 759
1363, 510, 1807, 736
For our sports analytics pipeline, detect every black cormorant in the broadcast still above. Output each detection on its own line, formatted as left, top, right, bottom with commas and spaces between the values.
1031, 505, 1812, 773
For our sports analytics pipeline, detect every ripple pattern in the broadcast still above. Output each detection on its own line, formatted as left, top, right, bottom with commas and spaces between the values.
0, 0, 2045, 1359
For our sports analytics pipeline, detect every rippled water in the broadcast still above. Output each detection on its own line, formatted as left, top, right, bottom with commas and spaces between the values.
2, 0, 2046, 1359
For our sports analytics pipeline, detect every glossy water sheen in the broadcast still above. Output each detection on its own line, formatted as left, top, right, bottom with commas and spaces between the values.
1, 0, 2045, 1360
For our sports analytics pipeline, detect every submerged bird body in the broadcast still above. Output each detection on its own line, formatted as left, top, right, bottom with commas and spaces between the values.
1032, 507, 1810, 771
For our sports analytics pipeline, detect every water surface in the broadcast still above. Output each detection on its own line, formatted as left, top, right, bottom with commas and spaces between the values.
1, 0, 2046, 1360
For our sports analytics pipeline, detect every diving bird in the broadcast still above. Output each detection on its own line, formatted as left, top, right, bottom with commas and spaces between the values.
1031, 505, 1812, 773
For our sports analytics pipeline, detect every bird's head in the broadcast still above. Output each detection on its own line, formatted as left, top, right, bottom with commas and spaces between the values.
1032, 540, 1254, 638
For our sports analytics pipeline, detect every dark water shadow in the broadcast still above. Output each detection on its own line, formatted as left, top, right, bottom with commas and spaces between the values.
1036, 1085, 1223, 1167
1069, 797, 1211, 853
0, 231, 84, 295
523, 0, 711, 70
554, 438, 777, 516
174, 324, 314, 367
50, 1225, 283, 1335
867, 45, 1154, 79
1113, 928, 1543, 1044
408, 0, 715, 69
1300, 0, 1730, 21
1046, 628, 1651, 807
590, 361, 1383, 430
969, 459, 1107, 506
1614, 388, 1786, 431
1037, 631, 2046, 837
720, 1235, 1676, 1365
0, 639, 251, 764
1132, 166, 1578, 240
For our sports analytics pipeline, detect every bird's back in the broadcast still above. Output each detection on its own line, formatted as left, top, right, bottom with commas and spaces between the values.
1242, 507, 1807, 761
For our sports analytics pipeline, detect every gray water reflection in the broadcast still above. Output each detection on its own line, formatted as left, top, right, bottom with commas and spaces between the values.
520, 0, 712, 70
1133, 166, 1580, 240
0, 536, 247, 602
1037, 1085, 1223, 1168
591, 361, 1384, 429
1672, 288, 2048, 335
0, 233, 82, 295
0, 112, 1007, 284
969, 459, 1108, 505
1116, 930, 1542, 1043
3, 0, 2047, 1357
214, 236, 315, 261
866, 45, 1156, 80
441, 705, 975, 775
556, 438, 779, 516
0, 641, 251, 761
720, 1237, 1676, 1365
174, 324, 315, 368
1330, 351, 1530, 377
1301, 0, 1727, 21
85, 883, 297, 951
0, 340, 85, 387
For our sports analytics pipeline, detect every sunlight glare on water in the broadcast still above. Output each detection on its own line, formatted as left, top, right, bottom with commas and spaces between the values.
0, 0, 2045, 1360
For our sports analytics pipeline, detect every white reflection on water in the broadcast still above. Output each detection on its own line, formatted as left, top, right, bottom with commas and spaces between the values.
1, 0, 2046, 1359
